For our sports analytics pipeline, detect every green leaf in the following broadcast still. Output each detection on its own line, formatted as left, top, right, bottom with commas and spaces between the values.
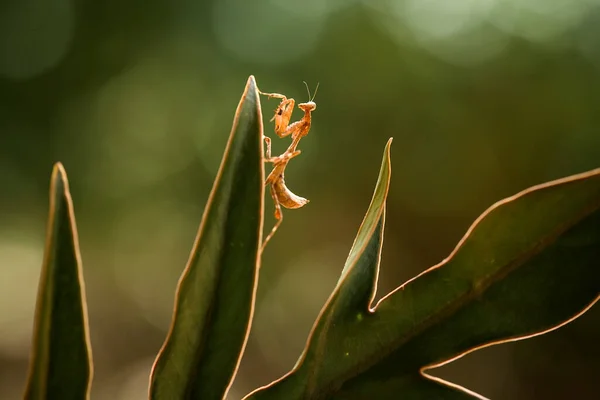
245, 138, 393, 399
246, 159, 600, 399
24, 163, 93, 400
149, 76, 264, 399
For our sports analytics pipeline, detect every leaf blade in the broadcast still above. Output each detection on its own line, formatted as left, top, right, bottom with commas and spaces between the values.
340, 168, 600, 397
372, 169, 600, 366
245, 138, 393, 399
24, 163, 93, 400
246, 165, 600, 399
149, 76, 264, 400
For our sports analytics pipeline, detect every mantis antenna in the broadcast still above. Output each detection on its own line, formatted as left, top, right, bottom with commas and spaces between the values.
303, 81, 320, 102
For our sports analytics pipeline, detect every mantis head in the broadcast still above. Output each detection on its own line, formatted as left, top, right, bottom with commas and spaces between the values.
298, 101, 316, 112
299, 81, 319, 113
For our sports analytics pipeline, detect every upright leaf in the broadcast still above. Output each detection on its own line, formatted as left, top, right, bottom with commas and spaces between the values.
247, 156, 600, 399
246, 138, 393, 399
24, 163, 93, 400
150, 76, 264, 399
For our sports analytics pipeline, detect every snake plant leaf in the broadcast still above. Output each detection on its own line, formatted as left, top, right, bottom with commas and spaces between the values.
246, 162, 600, 399
149, 76, 264, 400
24, 163, 93, 400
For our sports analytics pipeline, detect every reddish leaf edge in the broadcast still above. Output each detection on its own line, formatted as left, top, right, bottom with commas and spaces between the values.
24, 162, 94, 399
244, 138, 393, 399
412, 169, 600, 368
148, 75, 265, 398
245, 166, 600, 399
411, 168, 600, 397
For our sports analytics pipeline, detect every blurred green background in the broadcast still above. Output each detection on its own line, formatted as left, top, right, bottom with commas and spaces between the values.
1, 0, 599, 398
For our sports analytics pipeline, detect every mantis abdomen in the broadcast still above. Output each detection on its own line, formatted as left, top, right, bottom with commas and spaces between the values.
272, 176, 309, 210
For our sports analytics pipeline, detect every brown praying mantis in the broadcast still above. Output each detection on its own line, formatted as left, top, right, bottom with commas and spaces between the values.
259, 82, 319, 251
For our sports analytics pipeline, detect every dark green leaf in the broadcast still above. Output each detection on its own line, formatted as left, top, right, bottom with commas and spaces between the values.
246, 160, 600, 399
149, 76, 264, 400
329, 374, 486, 400
245, 138, 393, 400
24, 163, 93, 400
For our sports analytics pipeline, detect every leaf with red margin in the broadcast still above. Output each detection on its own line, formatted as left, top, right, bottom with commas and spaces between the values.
150, 76, 264, 400
246, 160, 600, 399
24, 164, 93, 400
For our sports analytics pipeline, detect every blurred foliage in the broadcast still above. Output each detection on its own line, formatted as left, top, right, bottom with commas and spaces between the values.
1, 0, 599, 399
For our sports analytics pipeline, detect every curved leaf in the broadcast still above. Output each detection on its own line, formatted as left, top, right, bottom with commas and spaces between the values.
247, 163, 600, 399
150, 76, 264, 399
24, 163, 93, 400
245, 138, 393, 399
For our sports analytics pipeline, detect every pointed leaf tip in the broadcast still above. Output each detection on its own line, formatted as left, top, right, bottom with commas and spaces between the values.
244, 75, 259, 99
50, 163, 67, 188
244, 145, 599, 399
243, 141, 393, 399
150, 76, 263, 400
51, 161, 65, 175
336, 139, 391, 303
25, 163, 92, 400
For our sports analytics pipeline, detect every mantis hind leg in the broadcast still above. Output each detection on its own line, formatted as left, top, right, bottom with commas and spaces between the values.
264, 149, 302, 168
261, 184, 284, 253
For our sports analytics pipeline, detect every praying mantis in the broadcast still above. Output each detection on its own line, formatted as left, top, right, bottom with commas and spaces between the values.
259, 82, 319, 251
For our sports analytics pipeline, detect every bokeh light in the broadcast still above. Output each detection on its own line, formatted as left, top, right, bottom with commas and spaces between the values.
1, 0, 599, 398
0, 0, 74, 79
